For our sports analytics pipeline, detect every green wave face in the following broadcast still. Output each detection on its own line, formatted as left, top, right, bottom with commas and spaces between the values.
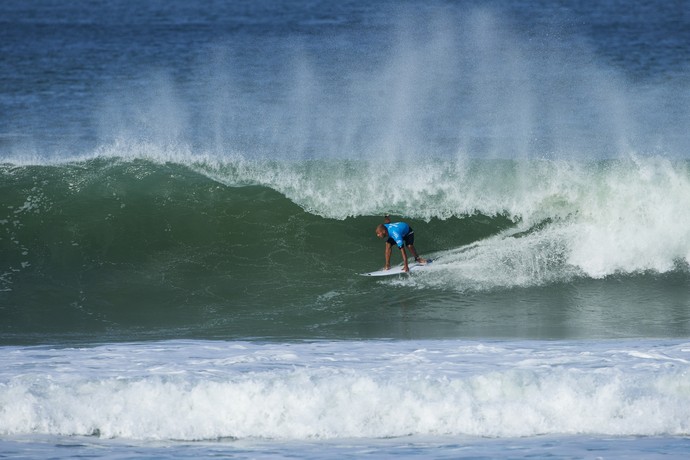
2, 156, 690, 343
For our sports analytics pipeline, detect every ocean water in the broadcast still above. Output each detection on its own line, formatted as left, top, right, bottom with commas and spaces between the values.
2, 0, 690, 458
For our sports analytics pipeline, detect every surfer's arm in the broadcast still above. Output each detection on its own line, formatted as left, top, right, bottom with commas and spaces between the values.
400, 247, 410, 272
384, 242, 393, 270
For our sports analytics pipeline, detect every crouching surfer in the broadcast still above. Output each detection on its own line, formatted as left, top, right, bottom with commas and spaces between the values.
375, 215, 427, 272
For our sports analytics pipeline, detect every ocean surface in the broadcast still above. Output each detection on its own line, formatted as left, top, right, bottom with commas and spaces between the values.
2, 0, 690, 458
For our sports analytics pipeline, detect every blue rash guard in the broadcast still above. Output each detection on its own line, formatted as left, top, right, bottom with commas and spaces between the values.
384, 222, 414, 248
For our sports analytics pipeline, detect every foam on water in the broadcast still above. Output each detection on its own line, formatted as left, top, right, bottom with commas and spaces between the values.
199, 153, 690, 282
1, 340, 689, 441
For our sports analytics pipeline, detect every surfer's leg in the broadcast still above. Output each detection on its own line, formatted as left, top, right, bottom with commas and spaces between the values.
403, 232, 426, 263
407, 244, 426, 264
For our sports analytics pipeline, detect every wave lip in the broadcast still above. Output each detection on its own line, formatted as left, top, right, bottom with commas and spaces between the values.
1, 340, 689, 441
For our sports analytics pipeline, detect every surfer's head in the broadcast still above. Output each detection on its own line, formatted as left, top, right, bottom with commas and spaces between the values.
375, 224, 388, 239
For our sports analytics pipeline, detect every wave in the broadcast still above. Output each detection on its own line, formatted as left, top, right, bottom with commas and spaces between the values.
2, 148, 690, 342
1, 340, 689, 440
3, 147, 690, 273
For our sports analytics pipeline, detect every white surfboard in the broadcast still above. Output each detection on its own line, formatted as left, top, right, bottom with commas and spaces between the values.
360, 259, 433, 277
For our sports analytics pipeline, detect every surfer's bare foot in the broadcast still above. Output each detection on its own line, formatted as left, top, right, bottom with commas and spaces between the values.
415, 257, 427, 264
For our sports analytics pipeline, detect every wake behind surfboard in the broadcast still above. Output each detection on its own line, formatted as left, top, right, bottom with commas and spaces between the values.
360, 259, 434, 277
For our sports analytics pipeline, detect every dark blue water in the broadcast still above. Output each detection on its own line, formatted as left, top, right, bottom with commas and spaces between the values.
2, 0, 689, 157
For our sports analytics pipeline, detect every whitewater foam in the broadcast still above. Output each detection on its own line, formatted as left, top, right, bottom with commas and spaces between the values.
1, 340, 689, 441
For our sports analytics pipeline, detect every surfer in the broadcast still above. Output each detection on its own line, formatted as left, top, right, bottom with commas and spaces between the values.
376, 216, 427, 272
